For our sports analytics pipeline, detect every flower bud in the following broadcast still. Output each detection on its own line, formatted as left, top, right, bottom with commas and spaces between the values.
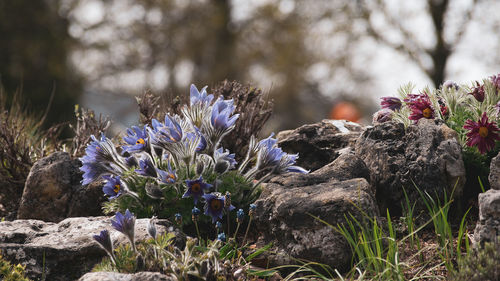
147, 216, 157, 239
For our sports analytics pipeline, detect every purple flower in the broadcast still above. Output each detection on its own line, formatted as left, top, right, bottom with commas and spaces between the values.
211, 97, 239, 131
464, 112, 500, 154
93, 229, 113, 254
122, 126, 148, 153
490, 74, 500, 92
203, 193, 235, 223
185, 130, 207, 153
443, 80, 460, 90
372, 109, 393, 124
190, 84, 214, 106
156, 161, 176, 184
111, 210, 136, 251
102, 175, 123, 200
380, 97, 402, 111
214, 147, 237, 169
148, 115, 183, 147
136, 158, 157, 177
469, 82, 485, 102
183, 176, 212, 204
79, 134, 124, 185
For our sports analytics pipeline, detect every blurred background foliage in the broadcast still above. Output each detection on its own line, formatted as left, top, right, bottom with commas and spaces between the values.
1, 0, 500, 134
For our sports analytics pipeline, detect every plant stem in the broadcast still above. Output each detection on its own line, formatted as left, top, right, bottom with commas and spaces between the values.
233, 222, 241, 242
242, 217, 252, 246
194, 220, 201, 245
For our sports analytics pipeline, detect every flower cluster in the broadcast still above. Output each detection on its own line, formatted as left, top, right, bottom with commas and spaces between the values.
80, 84, 307, 224
376, 75, 500, 155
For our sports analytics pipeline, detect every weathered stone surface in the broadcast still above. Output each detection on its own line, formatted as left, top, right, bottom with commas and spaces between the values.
354, 119, 466, 214
17, 151, 106, 222
277, 119, 364, 171
253, 153, 377, 271
488, 152, 500, 190
78, 272, 175, 281
0, 216, 178, 281
474, 189, 500, 245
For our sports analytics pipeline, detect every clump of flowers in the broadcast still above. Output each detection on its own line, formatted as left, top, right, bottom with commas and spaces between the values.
379, 75, 500, 156
80, 84, 308, 225
92, 209, 266, 279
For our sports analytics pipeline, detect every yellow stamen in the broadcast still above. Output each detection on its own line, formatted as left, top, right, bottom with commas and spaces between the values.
136, 138, 145, 145
114, 184, 120, 193
422, 108, 432, 118
479, 126, 489, 138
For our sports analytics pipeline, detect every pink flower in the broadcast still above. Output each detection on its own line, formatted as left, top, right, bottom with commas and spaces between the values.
464, 112, 500, 154
469, 82, 485, 102
405, 93, 434, 123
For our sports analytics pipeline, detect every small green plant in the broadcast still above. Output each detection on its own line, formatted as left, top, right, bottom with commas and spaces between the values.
92, 208, 271, 280
414, 185, 471, 272
0, 251, 31, 281
450, 238, 500, 281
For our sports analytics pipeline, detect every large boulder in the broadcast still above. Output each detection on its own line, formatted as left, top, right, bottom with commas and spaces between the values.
252, 152, 377, 271
17, 151, 106, 222
78, 272, 175, 281
474, 189, 500, 246
354, 119, 466, 214
0, 216, 178, 281
277, 119, 364, 171
488, 152, 500, 190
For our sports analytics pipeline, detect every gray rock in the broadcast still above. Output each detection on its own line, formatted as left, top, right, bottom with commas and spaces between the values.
253, 153, 377, 271
354, 119, 465, 214
78, 272, 175, 281
0, 216, 177, 281
488, 152, 500, 190
17, 151, 106, 222
474, 189, 500, 246
277, 119, 364, 171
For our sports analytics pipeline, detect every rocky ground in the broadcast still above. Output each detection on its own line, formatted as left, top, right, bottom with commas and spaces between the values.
1, 119, 499, 280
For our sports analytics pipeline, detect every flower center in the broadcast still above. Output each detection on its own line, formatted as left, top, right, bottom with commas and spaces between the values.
422, 108, 432, 118
210, 199, 222, 211
114, 184, 120, 193
136, 138, 145, 145
479, 126, 489, 138
191, 183, 201, 193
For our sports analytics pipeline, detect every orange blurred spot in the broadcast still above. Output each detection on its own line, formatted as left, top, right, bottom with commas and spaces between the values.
329, 102, 360, 122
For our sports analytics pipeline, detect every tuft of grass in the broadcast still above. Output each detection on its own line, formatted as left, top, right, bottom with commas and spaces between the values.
0, 250, 32, 281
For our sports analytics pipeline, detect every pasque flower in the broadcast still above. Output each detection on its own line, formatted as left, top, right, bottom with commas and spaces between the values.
79, 134, 125, 185
122, 126, 148, 153
102, 175, 124, 200
211, 97, 239, 132
183, 176, 212, 204
190, 84, 214, 106
469, 82, 485, 102
203, 193, 235, 223
111, 210, 137, 251
156, 161, 177, 184
405, 93, 434, 123
136, 158, 157, 177
93, 229, 116, 263
464, 112, 500, 154
380, 97, 402, 111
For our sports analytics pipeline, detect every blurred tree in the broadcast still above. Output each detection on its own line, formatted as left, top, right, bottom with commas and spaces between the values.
355, 0, 495, 87
0, 0, 82, 131
64, 0, 368, 131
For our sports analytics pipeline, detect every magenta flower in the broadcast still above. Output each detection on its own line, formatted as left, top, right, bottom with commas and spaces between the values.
405, 93, 434, 123
380, 97, 402, 111
469, 82, 485, 102
464, 112, 500, 154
